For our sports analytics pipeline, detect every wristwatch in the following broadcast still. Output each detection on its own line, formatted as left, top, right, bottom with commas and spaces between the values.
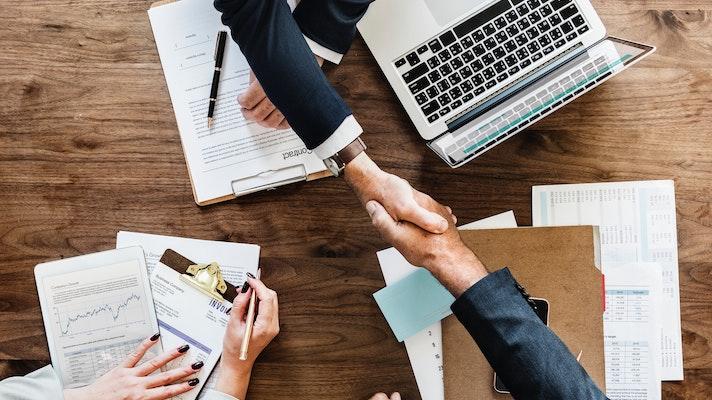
323, 137, 367, 177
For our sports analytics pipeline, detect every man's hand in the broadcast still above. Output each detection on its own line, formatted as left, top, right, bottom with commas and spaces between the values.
238, 57, 324, 130
344, 153, 451, 234
238, 72, 291, 130
366, 196, 488, 296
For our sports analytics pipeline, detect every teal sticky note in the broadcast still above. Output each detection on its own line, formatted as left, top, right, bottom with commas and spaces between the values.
373, 268, 455, 342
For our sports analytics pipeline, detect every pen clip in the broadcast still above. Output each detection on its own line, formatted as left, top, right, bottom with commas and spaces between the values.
214, 31, 225, 61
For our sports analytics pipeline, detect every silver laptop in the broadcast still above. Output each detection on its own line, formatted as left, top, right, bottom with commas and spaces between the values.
358, 0, 654, 167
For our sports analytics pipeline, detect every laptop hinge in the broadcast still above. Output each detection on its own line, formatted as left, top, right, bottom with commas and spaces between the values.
446, 43, 587, 133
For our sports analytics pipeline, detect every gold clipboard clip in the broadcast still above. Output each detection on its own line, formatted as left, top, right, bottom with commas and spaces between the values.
179, 262, 228, 302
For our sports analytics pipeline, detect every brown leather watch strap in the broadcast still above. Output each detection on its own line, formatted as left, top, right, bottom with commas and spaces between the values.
336, 137, 367, 165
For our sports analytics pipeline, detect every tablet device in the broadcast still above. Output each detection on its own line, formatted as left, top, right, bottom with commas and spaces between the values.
35, 247, 161, 388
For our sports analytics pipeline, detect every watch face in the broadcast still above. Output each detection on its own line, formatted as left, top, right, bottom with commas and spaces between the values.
324, 158, 340, 176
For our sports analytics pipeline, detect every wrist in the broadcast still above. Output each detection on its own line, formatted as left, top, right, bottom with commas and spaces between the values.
343, 153, 384, 201
428, 245, 488, 297
215, 360, 253, 399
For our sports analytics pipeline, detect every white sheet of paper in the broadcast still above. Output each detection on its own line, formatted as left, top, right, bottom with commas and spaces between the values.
604, 263, 662, 400
148, 0, 326, 203
116, 231, 259, 286
376, 211, 518, 400
532, 180, 683, 380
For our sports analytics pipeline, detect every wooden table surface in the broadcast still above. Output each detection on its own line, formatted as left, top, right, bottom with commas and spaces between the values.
1, 0, 711, 399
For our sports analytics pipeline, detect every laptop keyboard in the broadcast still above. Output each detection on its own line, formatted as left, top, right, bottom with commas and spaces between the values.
434, 53, 632, 163
395, 0, 591, 124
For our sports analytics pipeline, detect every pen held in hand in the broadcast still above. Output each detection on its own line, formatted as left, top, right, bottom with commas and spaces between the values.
239, 270, 260, 360
207, 31, 228, 128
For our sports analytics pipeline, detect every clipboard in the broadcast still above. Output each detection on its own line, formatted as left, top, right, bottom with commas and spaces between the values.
151, 248, 240, 400
149, 0, 332, 206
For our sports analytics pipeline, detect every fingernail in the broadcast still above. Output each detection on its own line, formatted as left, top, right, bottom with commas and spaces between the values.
191, 361, 204, 370
188, 378, 199, 386
246, 272, 256, 279
150, 332, 160, 341
366, 201, 377, 216
392, 392, 401, 400
241, 281, 250, 293
178, 344, 190, 353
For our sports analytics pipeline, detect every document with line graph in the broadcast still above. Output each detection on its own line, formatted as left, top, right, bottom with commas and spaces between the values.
35, 247, 160, 388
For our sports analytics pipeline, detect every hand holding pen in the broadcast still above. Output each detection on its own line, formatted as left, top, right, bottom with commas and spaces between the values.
215, 272, 280, 400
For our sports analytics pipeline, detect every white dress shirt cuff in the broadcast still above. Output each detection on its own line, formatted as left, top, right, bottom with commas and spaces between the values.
304, 36, 344, 64
202, 389, 240, 400
312, 115, 363, 160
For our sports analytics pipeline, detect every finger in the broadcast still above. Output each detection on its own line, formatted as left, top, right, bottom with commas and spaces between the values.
276, 119, 291, 130
369, 393, 389, 400
242, 97, 276, 122
135, 344, 190, 376
232, 285, 252, 320
237, 80, 266, 109
144, 379, 199, 400
120, 333, 160, 368
445, 206, 452, 214
366, 200, 400, 243
248, 278, 278, 323
144, 361, 203, 388
263, 108, 286, 129
391, 392, 402, 400
400, 198, 449, 234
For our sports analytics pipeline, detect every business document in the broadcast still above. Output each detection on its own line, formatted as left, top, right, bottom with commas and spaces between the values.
148, 0, 326, 203
376, 211, 517, 400
532, 180, 683, 380
37, 257, 158, 388
604, 263, 662, 400
116, 231, 260, 286
151, 259, 231, 400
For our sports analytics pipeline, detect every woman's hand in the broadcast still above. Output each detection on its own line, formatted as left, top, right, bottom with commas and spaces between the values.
63, 334, 203, 400
214, 275, 280, 400
370, 392, 401, 400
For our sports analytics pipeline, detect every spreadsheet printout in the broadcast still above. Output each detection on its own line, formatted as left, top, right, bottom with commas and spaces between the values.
532, 180, 682, 380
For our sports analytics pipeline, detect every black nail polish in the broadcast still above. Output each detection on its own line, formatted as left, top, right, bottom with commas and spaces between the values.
177, 344, 190, 353
241, 281, 250, 293
191, 361, 204, 370
150, 333, 160, 341
188, 378, 199, 386
246, 272, 256, 279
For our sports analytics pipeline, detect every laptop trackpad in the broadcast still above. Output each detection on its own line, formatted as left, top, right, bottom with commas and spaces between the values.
424, 0, 489, 27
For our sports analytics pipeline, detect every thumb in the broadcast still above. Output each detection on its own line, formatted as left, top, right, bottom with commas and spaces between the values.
366, 200, 399, 242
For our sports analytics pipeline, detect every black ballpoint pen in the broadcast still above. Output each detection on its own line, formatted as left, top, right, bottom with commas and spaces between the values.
207, 31, 228, 128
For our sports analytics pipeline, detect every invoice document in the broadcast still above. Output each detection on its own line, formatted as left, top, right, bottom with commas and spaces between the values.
148, 0, 327, 205
532, 180, 683, 380
376, 211, 517, 400
604, 262, 662, 400
150, 258, 232, 400
116, 231, 260, 395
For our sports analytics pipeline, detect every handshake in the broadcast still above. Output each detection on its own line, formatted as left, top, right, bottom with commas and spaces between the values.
343, 153, 488, 297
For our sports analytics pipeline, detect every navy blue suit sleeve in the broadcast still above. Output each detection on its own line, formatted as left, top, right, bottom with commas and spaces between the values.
213, 0, 353, 150
451, 268, 608, 400
293, 0, 374, 55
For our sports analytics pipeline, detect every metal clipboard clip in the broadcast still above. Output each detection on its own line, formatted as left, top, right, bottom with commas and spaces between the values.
231, 163, 308, 197
179, 262, 228, 302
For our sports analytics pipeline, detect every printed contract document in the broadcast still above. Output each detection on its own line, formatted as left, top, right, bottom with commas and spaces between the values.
148, 0, 327, 204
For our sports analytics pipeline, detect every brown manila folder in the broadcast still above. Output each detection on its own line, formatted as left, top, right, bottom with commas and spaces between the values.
443, 226, 605, 399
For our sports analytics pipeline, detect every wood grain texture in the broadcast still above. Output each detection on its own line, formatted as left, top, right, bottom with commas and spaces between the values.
1, 0, 711, 398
